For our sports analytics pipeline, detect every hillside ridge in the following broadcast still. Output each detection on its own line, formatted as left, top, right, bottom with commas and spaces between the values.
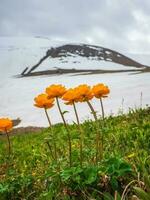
21, 43, 150, 76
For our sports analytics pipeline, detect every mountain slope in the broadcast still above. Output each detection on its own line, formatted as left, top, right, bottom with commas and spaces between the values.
23, 43, 150, 76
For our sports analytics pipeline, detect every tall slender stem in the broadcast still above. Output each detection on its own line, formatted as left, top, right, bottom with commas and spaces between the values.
86, 100, 98, 121
73, 102, 80, 125
5, 130, 11, 157
56, 97, 72, 167
100, 98, 105, 120
73, 102, 83, 168
44, 108, 57, 162
86, 100, 100, 163
86, 100, 103, 163
99, 98, 105, 158
44, 108, 52, 127
45, 141, 55, 160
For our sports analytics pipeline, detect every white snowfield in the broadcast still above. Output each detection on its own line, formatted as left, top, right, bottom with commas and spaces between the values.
34, 54, 137, 72
0, 37, 149, 127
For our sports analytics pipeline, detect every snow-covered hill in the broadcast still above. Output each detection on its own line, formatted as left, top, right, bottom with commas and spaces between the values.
0, 37, 149, 78
0, 37, 149, 127
23, 43, 149, 76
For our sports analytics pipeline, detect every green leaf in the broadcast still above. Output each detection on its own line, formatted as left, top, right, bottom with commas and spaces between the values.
103, 192, 114, 200
60, 169, 72, 181
83, 166, 98, 185
0, 183, 9, 193
144, 175, 150, 190
62, 110, 69, 115
110, 176, 119, 190
134, 187, 150, 200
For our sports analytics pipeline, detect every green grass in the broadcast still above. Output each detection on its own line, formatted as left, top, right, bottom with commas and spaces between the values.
0, 108, 150, 199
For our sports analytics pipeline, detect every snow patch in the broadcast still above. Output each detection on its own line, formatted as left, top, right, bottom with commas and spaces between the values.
105, 51, 112, 55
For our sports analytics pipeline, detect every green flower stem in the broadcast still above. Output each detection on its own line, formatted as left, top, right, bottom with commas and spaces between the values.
73, 102, 83, 168
44, 107, 52, 126
86, 100, 103, 163
5, 130, 11, 156
44, 108, 57, 163
56, 97, 72, 167
100, 98, 105, 120
99, 98, 105, 159
45, 140, 55, 160
86, 100, 98, 121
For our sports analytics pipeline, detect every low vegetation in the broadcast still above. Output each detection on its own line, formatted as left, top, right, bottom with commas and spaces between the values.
0, 84, 149, 199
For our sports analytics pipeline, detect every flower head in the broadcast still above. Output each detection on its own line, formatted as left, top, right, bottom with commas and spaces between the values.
0, 118, 13, 132
92, 83, 110, 98
74, 84, 93, 102
34, 93, 54, 109
62, 88, 80, 105
46, 84, 66, 98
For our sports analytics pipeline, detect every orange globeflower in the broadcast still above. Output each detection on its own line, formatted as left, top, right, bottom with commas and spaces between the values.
0, 118, 13, 132
34, 94, 54, 109
62, 88, 80, 105
75, 84, 93, 102
46, 84, 66, 98
92, 83, 110, 98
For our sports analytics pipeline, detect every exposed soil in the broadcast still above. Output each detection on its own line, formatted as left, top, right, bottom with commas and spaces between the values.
0, 127, 44, 136
20, 67, 150, 77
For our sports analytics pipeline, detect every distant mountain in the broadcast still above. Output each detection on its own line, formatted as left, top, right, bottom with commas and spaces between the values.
22, 43, 150, 76
0, 37, 149, 77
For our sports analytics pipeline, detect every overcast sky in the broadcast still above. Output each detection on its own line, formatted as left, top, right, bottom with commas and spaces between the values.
0, 0, 150, 53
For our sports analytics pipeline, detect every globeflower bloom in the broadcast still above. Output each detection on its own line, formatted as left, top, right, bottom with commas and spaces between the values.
34, 94, 54, 109
92, 83, 110, 98
0, 118, 13, 132
0, 118, 13, 156
75, 84, 93, 102
62, 88, 80, 105
46, 84, 66, 98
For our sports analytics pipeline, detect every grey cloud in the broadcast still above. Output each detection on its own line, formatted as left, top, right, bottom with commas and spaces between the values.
0, 0, 150, 53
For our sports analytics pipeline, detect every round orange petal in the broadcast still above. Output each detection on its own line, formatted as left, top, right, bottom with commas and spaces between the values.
92, 83, 110, 98
62, 88, 80, 105
34, 94, 54, 109
74, 84, 93, 102
0, 118, 13, 132
46, 84, 66, 98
